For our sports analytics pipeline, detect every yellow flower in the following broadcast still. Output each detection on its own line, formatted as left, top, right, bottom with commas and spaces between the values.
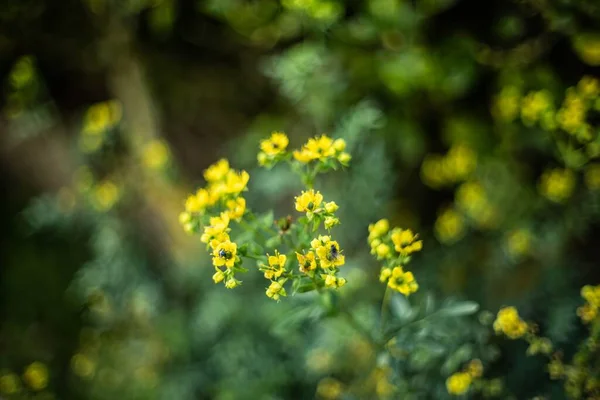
71, 353, 96, 378
311, 235, 331, 249
297, 251, 317, 273
375, 243, 391, 259
333, 138, 346, 152
0, 373, 20, 394
212, 269, 225, 284
466, 359, 483, 378
557, 91, 586, 134
295, 189, 324, 217
226, 197, 246, 221
581, 285, 600, 307
92, 180, 120, 211
337, 152, 351, 165
305, 135, 336, 160
324, 216, 339, 229
142, 139, 170, 170
492, 86, 521, 122
257, 151, 269, 166
521, 90, 553, 125
314, 237, 345, 268
548, 358, 564, 379
379, 267, 392, 283
225, 278, 241, 289
368, 219, 389, 242
435, 208, 465, 244
506, 229, 531, 257
260, 131, 289, 156
421, 154, 448, 188
493, 306, 528, 339
387, 267, 418, 296
321, 273, 346, 288
577, 75, 599, 98
316, 377, 344, 400
266, 280, 286, 300
23, 362, 48, 391
83, 101, 121, 134
391, 228, 423, 256
212, 240, 237, 268
293, 148, 315, 163
204, 159, 230, 182
263, 250, 287, 280
446, 372, 471, 395
539, 168, 576, 203
445, 145, 477, 181
224, 170, 250, 194
577, 304, 597, 323
324, 201, 339, 213
201, 213, 230, 245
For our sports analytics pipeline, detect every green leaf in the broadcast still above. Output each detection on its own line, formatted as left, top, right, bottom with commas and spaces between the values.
292, 278, 316, 294
439, 301, 479, 317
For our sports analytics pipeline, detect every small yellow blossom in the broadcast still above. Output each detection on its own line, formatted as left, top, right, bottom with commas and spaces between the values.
92, 180, 120, 211
295, 189, 324, 217
226, 197, 246, 221
83, 101, 121, 135
332, 138, 346, 152
225, 278, 241, 289
548, 358, 564, 379
338, 152, 351, 165
23, 362, 48, 391
521, 90, 553, 125
493, 306, 528, 339
293, 148, 314, 163
316, 377, 343, 399
212, 240, 237, 268
506, 229, 531, 258
71, 353, 96, 378
266, 280, 287, 300
204, 159, 230, 182
492, 86, 521, 122
314, 237, 345, 268
324, 216, 340, 229
212, 269, 225, 284
224, 169, 250, 194
260, 131, 289, 157
368, 219, 389, 243
421, 154, 447, 188
379, 267, 392, 283
577, 304, 597, 323
142, 139, 170, 170
581, 285, 600, 307
375, 243, 391, 259
322, 273, 346, 288
577, 76, 599, 98
435, 208, 465, 243
466, 359, 483, 378
305, 135, 335, 160
263, 250, 287, 280
445, 145, 477, 181
0, 373, 20, 394
557, 91, 586, 135
446, 372, 471, 395
387, 267, 418, 296
324, 201, 339, 213
201, 213, 230, 245
539, 168, 576, 203
297, 251, 317, 273
391, 228, 423, 256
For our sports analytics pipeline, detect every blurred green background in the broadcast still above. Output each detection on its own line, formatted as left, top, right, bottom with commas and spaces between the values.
1, 0, 600, 398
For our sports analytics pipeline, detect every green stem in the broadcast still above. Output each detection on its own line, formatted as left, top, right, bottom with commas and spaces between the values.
380, 286, 392, 338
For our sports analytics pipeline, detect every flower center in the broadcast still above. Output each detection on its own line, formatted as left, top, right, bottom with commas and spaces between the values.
219, 249, 232, 259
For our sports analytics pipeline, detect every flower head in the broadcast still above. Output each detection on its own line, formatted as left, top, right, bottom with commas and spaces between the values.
493, 306, 528, 339
212, 240, 238, 269
446, 372, 471, 395
201, 213, 230, 246
266, 280, 287, 301
368, 219, 389, 243
387, 267, 418, 296
260, 131, 289, 157
204, 159, 230, 182
391, 228, 423, 256
263, 250, 286, 280
314, 237, 345, 268
324, 201, 339, 213
224, 170, 250, 195
321, 273, 346, 288
226, 197, 246, 221
23, 362, 48, 391
295, 189, 324, 217
305, 135, 335, 160
296, 251, 317, 273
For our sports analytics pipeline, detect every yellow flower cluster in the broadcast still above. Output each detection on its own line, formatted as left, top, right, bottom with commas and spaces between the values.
577, 284, 600, 324
79, 100, 122, 153
505, 228, 532, 258
369, 219, 422, 296
446, 359, 483, 396
179, 159, 249, 234
293, 135, 350, 165
420, 144, 477, 189
493, 306, 529, 339
295, 189, 339, 227
520, 90, 553, 126
259, 251, 288, 301
492, 86, 521, 122
258, 131, 289, 167
538, 168, 576, 204
309, 235, 346, 288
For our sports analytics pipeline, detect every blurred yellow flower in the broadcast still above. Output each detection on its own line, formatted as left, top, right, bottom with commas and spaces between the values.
266, 280, 286, 300
212, 269, 225, 284
201, 213, 230, 247
577, 76, 599, 98
316, 377, 344, 399
492, 86, 521, 122
297, 251, 317, 273
204, 159, 230, 182
466, 359, 483, 378
0, 372, 20, 394
83, 100, 122, 135
577, 303, 597, 323
506, 229, 532, 258
71, 353, 96, 379
368, 219, 389, 243
324, 201, 339, 213
493, 306, 528, 339
23, 362, 48, 391
224, 170, 250, 195
446, 372, 471, 395
539, 168, 576, 203
521, 90, 552, 125
435, 208, 465, 244
142, 139, 170, 170
226, 197, 246, 221
92, 180, 120, 211
260, 131, 289, 157
445, 145, 477, 181
324, 216, 340, 229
